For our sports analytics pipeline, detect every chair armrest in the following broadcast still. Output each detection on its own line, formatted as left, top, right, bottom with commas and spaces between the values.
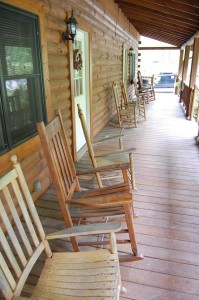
46, 222, 122, 240
68, 192, 132, 207
92, 134, 124, 145
76, 162, 129, 176
95, 147, 136, 157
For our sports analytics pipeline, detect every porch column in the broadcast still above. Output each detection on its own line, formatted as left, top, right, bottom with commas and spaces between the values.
189, 37, 199, 89
181, 45, 190, 84
188, 38, 199, 120
178, 49, 184, 78
175, 49, 184, 95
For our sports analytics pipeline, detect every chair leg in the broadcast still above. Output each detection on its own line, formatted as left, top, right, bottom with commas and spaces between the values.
129, 152, 136, 191
123, 203, 138, 256
143, 102, 147, 121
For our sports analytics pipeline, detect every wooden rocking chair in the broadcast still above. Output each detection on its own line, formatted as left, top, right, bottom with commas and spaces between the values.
37, 109, 143, 262
112, 82, 138, 128
77, 103, 136, 190
120, 82, 147, 122
0, 155, 122, 299
137, 71, 156, 101
132, 77, 150, 104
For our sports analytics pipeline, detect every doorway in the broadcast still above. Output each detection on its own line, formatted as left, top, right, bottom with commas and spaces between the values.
73, 29, 90, 159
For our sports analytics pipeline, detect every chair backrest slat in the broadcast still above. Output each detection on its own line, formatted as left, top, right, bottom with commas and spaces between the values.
137, 71, 143, 89
0, 225, 22, 278
12, 179, 40, 249
52, 133, 71, 192
0, 155, 52, 299
0, 267, 13, 300
3, 185, 33, 256
120, 83, 129, 107
0, 198, 27, 268
0, 253, 16, 291
37, 110, 80, 201
112, 82, 121, 108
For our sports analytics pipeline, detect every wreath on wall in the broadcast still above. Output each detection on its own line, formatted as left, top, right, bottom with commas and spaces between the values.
73, 49, 83, 71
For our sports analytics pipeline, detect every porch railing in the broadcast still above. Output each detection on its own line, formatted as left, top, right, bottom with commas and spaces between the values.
180, 82, 191, 118
192, 85, 199, 122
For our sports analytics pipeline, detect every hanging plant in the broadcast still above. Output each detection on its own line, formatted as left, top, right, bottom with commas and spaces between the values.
73, 49, 83, 71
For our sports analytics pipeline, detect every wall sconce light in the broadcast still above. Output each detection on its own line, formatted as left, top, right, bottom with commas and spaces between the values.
128, 47, 134, 57
62, 11, 78, 43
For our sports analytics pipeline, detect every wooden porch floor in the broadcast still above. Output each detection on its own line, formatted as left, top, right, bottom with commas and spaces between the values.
34, 92, 199, 300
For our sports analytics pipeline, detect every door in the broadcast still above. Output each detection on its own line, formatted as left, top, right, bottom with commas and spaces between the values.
73, 29, 90, 158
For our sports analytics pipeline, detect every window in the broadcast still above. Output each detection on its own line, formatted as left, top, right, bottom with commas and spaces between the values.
130, 52, 136, 84
122, 47, 128, 88
0, 3, 46, 154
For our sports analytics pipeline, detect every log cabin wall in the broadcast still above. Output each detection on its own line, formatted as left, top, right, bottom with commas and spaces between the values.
0, 0, 139, 202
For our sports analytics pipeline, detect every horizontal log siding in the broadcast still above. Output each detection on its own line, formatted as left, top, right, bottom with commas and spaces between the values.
0, 0, 139, 202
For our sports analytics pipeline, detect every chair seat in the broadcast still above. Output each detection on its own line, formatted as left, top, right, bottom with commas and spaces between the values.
32, 250, 120, 299
70, 203, 126, 218
95, 153, 130, 166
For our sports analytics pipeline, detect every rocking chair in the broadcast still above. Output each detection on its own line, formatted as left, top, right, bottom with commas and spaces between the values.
37, 109, 143, 262
0, 155, 122, 299
120, 82, 146, 122
112, 82, 138, 128
77, 103, 136, 190
137, 71, 156, 101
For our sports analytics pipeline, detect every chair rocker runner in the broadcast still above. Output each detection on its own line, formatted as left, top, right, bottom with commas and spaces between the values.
37, 109, 143, 262
0, 155, 122, 299
77, 103, 137, 191
112, 82, 138, 128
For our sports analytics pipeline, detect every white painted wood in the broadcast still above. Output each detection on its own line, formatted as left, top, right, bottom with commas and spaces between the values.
74, 29, 90, 155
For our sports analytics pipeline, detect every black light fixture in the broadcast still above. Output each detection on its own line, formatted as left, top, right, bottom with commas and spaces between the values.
62, 11, 78, 43
128, 47, 134, 57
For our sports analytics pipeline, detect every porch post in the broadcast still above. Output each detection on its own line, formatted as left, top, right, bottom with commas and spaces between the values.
188, 38, 199, 120
175, 49, 184, 95
189, 37, 199, 89
180, 45, 190, 103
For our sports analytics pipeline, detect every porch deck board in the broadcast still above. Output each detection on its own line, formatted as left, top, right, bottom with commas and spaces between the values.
24, 93, 199, 299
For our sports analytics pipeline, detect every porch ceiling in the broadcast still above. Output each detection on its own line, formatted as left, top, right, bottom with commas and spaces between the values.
115, 0, 199, 47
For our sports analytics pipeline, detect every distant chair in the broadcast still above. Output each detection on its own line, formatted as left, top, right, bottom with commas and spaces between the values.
77, 103, 137, 191
137, 71, 156, 101
0, 154, 122, 300
112, 82, 138, 128
120, 82, 146, 122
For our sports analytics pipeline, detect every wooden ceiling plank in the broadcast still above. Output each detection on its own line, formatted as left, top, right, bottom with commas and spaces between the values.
135, 25, 186, 42
139, 31, 185, 46
121, 7, 199, 30
143, 0, 199, 16
132, 20, 191, 39
170, 0, 199, 8
128, 15, 195, 35
139, 46, 180, 50
117, 0, 199, 23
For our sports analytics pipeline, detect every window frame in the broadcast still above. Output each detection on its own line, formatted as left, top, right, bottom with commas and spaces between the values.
0, 2, 48, 155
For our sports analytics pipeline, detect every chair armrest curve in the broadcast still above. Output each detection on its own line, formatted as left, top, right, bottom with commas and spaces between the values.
46, 222, 122, 240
